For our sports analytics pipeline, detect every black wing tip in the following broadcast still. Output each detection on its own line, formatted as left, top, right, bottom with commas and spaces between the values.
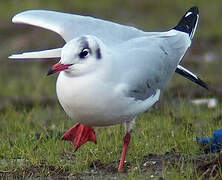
189, 6, 199, 14
196, 77, 209, 90
175, 67, 209, 90
174, 6, 199, 38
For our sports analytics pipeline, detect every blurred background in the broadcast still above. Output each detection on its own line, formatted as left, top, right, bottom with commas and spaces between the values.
0, 0, 222, 110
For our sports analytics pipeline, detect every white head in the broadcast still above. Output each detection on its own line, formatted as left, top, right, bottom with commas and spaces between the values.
47, 35, 104, 76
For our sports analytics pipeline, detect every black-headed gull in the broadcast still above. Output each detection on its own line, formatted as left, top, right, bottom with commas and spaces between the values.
9, 7, 207, 171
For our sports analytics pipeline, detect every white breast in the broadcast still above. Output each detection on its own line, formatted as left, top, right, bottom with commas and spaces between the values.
56, 72, 135, 126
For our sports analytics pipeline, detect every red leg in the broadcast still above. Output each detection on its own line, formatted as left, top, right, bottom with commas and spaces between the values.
62, 123, 96, 150
118, 132, 131, 172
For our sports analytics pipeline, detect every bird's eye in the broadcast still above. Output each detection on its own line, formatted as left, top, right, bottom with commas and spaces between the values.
79, 48, 90, 59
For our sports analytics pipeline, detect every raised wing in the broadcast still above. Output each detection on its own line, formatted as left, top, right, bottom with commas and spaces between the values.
12, 10, 145, 45
9, 48, 61, 59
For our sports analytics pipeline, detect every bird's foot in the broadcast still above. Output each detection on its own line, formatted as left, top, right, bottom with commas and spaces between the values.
62, 123, 96, 151
118, 132, 131, 172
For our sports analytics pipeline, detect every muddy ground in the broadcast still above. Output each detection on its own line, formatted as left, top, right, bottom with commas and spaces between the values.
1, 151, 222, 179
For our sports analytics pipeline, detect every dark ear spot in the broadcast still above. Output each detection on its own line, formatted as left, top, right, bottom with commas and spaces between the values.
96, 47, 102, 60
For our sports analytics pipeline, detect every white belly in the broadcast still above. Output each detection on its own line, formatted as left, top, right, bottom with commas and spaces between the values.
56, 72, 134, 126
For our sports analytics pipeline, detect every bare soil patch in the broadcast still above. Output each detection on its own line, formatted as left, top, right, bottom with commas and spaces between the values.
1, 152, 222, 179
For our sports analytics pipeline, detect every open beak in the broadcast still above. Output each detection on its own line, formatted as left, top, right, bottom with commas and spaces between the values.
175, 65, 208, 90
47, 62, 73, 75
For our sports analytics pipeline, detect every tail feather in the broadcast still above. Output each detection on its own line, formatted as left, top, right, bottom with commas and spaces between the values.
174, 6, 199, 39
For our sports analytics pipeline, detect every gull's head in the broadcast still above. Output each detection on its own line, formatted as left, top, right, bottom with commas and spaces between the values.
47, 35, 104, 76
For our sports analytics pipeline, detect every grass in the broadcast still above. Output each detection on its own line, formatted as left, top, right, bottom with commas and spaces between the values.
1, 97, 222, 178
1, 0, 222, 178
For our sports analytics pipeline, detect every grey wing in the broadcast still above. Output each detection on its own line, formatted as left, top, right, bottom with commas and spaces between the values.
116, 31, 191, 100
125, 50, 169, 101
12, 10, 145, 45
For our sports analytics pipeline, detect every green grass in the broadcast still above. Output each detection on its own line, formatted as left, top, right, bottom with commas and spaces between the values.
1, 99, 222, 178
